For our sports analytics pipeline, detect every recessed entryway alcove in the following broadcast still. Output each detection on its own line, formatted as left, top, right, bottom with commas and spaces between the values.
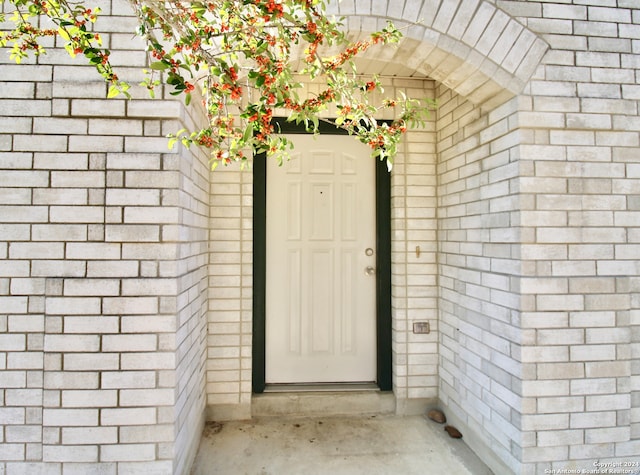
206, 2, 548, 472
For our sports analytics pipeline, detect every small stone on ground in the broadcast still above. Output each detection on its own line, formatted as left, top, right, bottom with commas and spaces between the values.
427, 409, 446, 424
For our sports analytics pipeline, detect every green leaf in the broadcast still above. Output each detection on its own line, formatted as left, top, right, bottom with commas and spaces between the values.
107, 85, 120, 98
150, 61, 170, 70
243, 123, 253, 143
57, 27, 70, 41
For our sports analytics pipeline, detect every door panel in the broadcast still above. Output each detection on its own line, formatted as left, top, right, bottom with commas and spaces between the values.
265, 134, 376, 384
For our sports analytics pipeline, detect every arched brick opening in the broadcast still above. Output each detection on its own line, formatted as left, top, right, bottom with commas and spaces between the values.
208, 2, 549, 472
327, 0, 548, 105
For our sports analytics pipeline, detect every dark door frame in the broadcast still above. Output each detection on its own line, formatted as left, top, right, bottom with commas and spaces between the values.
252, 120, 392, 393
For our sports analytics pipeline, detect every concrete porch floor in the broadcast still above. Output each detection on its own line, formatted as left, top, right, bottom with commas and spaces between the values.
190, 413, 494, 474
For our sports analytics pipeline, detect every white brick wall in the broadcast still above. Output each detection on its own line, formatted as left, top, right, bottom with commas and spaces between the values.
2, 0, 638, 473
389, 79, 439, 404
510, 0, 639, 470
0, 1, 208, 473
436, 90, 525, 472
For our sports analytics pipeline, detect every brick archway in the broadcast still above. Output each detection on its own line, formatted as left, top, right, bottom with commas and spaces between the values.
326, 0, 548, 105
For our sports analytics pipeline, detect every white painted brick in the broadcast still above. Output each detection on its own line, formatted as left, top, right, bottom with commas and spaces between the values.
521, 346, 569, 363
585, 361, 629, 378
522, 380, 570, 397
61, 390, 118, 408
42, 409, 98, 427
86, 261, 139, 278
50, 172, 104, 189
585, 426, 630, 444
63, 317, 119, 334
121, 315, 175, 333
0, 408, 26, 425
101, 408, 156, 426
537, 429, 583, 447
102, 335, 157, 352
0, 171, 49, 189
537, 295, 584, 312
62, 354, 119, 371
31, 225, 88, 242
5, 389, 43, 407
42, 445, 98, 463
44, 372, 99, 390
65, 243, 121, 260
570, 411, 616, 429
522, 414, 569, 432
44, 335, 100, 353
537, 363, 585, 380
100, 444, 156, 462
570, 378, 616, 395
45, 298, 101, 315
33, 189, 88, 205
49, 206, 105, 224
569, 443, 615, 460
62, 427, 117, 445
125, 171, 180, 189
105, 189, 160, 206
0, 298, 28, 315
105, 225, 160, 242
120, 353, 175, 370
71, 100, 126, 117
570, 345, 616, 362
121, 243, 177, 260
58, 462, 116, 475
116, 461, 174, 474
124, 207, 180, 224
6, 352, 43, 370
68, 135, 124, 153
119, 424, 174, 443
616, 440, 640, 457
88, 119, 144, 136
587, 6, 632, 23
586, 394, 630, 412
0, 444, 25, 461
106, 153, 161, 170
5, 425, 41, 443
101, 297, 158, 315
63, 279, 120, 297
538, 397, 585, 414
126, 100, 182, 118
121, 279, 177, 296
101, 371, 156, 389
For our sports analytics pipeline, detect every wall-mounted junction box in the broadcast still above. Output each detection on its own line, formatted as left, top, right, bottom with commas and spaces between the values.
413, 322, 430, 334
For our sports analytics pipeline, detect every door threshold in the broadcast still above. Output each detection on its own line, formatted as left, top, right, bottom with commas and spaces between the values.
253, 387, 396, 417
264, 382, 379, 393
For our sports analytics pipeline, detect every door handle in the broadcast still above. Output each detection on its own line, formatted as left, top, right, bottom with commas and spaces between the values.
365, 266, 376, 276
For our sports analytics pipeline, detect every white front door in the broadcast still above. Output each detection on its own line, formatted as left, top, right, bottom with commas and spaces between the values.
265, 134, 377, 384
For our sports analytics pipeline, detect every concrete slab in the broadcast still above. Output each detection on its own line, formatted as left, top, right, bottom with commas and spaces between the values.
190, 414, 494, 474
